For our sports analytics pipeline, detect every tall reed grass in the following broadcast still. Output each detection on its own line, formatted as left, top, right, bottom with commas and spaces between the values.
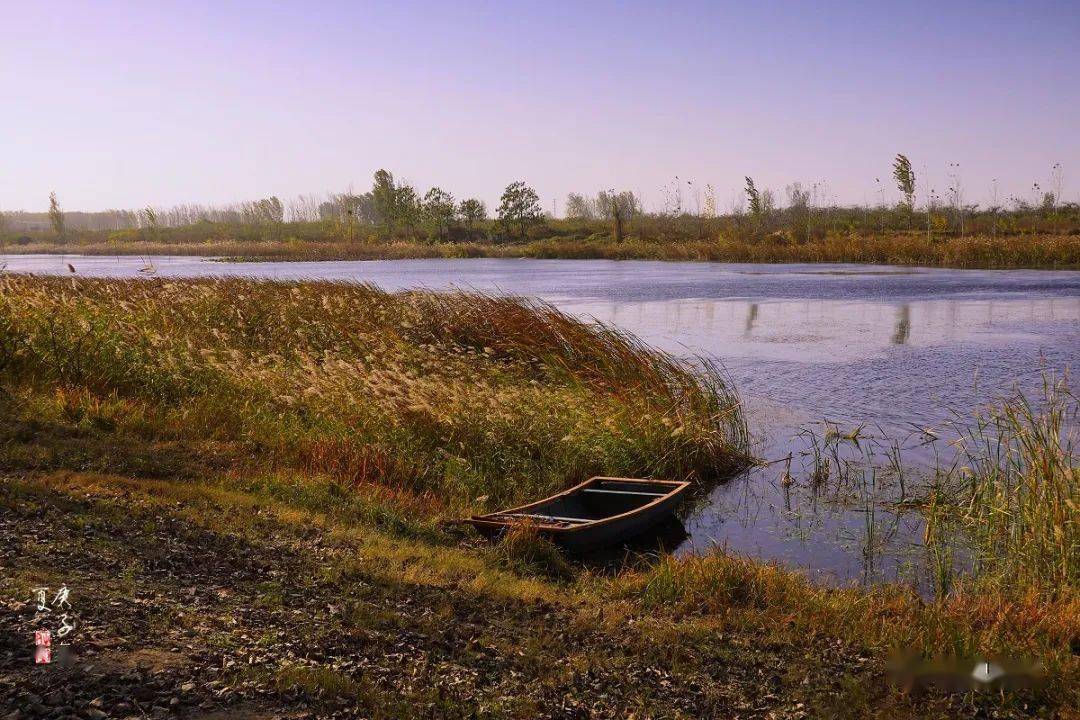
951, 379, 1078, 593
0, 276, 749, 506
621, 380, 1078, 696
6, 224, 1079, 269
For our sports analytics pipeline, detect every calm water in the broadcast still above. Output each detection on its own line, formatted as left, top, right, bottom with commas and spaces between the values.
5, 255, 1079, 589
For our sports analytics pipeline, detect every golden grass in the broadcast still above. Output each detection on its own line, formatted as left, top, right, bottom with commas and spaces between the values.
2, 272, 1075, 713
6, 230, 1079, 268
0, 275, 748, 507
520, 232, 1080, 268
15, 468, 1077, 714
954, 381, 1079, 592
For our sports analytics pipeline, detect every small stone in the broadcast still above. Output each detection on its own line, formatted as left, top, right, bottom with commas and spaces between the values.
179, 682, 195, 692
85, 710, 107, 720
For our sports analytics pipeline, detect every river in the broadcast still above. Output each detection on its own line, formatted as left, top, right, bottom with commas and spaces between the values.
5, 254, 1078, 589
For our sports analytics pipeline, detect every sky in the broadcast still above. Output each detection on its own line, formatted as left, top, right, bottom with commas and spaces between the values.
2, 0, 1078, 215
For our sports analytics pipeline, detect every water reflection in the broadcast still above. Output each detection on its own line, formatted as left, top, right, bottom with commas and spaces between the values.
744, 302, 759, 336
571, 294, 1077, 591
892, 304, 911, 345
569, 295, 1080, 365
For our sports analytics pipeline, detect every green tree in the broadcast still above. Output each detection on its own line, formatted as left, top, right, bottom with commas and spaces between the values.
394, 184, 421, 235
458, 198, 487, 227
422, 187, 457, 240
372, 169, 398, 232
744, 177, 763, 218
496, 182, 542, 240
142, 206, 159, 242
744, 177, 775, 231
893, 154, 916, 209
48, 192, 65, 242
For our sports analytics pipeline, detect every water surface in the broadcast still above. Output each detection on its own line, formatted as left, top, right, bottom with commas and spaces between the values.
5, 255, 1078, 589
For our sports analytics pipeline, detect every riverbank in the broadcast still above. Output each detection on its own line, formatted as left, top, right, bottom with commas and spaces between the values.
2, 467, 1071, 719
5, 231, 1080, 269
1, 276, 1076, 717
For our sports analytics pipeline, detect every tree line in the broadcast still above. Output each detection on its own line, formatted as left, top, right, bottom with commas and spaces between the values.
3, 157, 1073, 245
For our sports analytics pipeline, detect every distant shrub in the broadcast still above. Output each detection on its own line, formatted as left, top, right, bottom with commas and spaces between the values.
108, 229, 141, 244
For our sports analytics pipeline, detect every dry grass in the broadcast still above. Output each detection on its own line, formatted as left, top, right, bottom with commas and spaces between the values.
615, 381, 1080, 706
489, 523, 574, 581
6, 230, 1079, 268
0, 275, 748, 507
945, 379, 1078, 593
520, 233, 1080, 268
2, 273, 1075, 715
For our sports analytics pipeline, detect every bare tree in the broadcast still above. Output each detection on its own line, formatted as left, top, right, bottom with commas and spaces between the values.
1049, 163, 1064, 209
564, 193, 596, 220
288, 194, 323, 223
785, 183, 811, 242
947, 162, 964, 235
703, 184, 717, 218
596, 190, 638, 242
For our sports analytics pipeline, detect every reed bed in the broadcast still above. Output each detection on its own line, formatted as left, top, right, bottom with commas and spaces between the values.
6, 231, 1079, 268
617, 380, 1079, 700
0, 275, 748, 506
947, 379, 1078, 593
624, 550, 1078, 698
521, 233, 1080, 268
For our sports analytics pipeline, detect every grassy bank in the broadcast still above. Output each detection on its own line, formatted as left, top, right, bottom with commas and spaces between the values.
1, 275, 1076, 717
5, 229, 1080, 269
0, 276, 748, 507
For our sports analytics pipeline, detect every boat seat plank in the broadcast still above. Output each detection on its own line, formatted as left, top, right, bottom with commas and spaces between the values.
497, 512, 594, 524
583, 489, 667, 497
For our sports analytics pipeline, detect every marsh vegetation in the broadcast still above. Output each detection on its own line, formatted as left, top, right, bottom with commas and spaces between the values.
5, 163, 1079, 268
0, 274, 1076, 716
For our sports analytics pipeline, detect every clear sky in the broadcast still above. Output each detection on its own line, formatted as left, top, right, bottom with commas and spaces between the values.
2, 0, 1078, 214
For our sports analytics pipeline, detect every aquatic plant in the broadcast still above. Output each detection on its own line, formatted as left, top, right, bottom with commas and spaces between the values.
953, 378, 1078, 592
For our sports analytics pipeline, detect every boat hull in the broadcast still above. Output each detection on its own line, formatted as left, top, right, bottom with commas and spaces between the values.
468, 477, 690, 552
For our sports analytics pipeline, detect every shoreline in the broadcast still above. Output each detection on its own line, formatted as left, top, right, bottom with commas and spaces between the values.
1, 274, 1076, 717
4, 232, 1080, 270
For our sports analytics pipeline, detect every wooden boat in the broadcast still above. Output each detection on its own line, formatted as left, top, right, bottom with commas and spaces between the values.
467, 476, 691, 552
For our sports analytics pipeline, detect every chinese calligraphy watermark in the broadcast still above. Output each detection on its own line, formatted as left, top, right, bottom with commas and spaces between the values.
31, 584, 77, 665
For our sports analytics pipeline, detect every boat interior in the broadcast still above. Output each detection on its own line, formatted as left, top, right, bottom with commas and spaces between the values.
490, 479, 676, 526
